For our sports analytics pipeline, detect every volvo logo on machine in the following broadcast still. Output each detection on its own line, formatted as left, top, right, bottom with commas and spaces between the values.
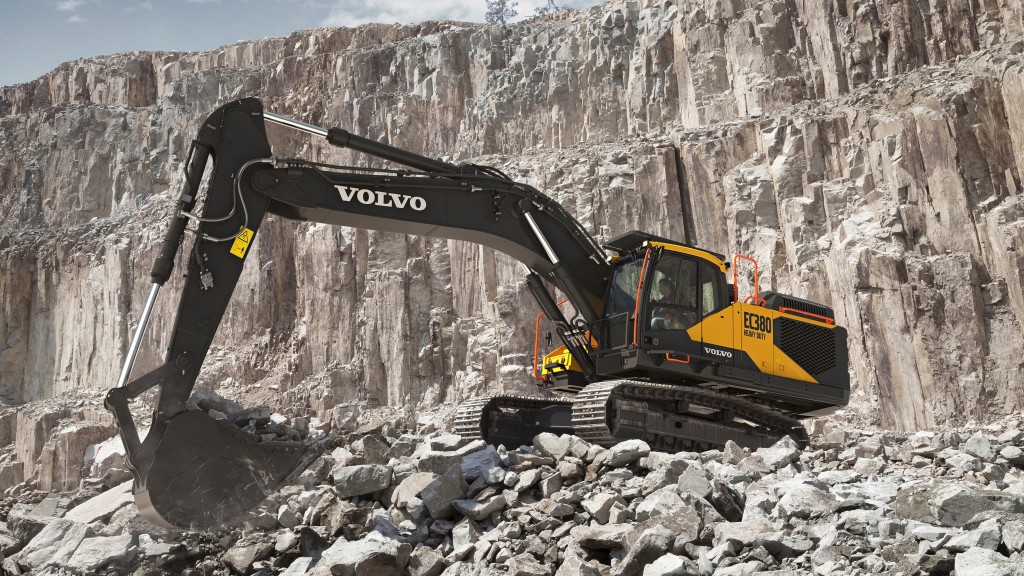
335, 185, 427, 211
703, 346, 733, 359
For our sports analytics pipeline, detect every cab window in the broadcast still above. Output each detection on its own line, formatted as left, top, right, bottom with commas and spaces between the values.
649, 254, 698, 330
604, 255, 643, 316
699, 260, 725, 317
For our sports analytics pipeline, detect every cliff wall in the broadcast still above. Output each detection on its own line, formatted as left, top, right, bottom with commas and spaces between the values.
1, 0, 1023, 431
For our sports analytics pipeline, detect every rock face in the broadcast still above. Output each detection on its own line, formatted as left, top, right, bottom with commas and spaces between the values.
1, 0, 1024, 432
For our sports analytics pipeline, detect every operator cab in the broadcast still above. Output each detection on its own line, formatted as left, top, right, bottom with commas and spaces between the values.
593, 231, 731, 370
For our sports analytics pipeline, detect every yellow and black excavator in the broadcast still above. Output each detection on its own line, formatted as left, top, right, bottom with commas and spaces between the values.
106, 98, 848, 530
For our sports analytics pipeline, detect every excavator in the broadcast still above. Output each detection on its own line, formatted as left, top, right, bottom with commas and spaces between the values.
106, 98, 848, 530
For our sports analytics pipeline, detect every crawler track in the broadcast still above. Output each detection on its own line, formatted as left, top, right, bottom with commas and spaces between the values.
572, 380, 808, 451
455, 381, 808, 452
454, 394, 574, 448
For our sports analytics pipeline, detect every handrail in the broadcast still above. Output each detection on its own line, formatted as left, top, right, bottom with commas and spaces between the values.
632, 247, 653, 347
533, 298, 571, 381
779, 306, 835, 325
733, 254, 760, 304
665, 353, 691, 364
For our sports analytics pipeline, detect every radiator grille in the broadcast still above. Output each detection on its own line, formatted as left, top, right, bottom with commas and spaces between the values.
778, 318, 836, 375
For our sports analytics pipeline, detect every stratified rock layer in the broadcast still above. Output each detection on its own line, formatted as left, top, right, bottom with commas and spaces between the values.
1, 0, 1024, 431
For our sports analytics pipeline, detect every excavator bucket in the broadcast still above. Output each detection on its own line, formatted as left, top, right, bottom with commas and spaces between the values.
133, 409, 310, 530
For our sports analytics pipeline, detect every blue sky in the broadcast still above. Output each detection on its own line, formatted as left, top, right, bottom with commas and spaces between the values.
0, 0, 598, 87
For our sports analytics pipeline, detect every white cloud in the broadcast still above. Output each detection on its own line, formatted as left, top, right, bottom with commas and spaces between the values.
68, 14, 87, 23
57, 0, 86, 11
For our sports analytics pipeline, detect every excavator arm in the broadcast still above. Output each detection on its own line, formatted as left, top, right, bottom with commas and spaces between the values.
106, 98, 611, 529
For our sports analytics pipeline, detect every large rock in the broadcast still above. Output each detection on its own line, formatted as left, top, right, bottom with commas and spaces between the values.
713, 518, 775, 548
332, 464, 393, 498
534, 433, 573, 460
408, 547, 446, 576
582, 492, 627, 524
635, 486, 686, 522
612, 525, 674, 576
776, 484, 839, 520
314, 531, 411, 576
754, 437, 802, 471
420, 464, 468, 519
895, 482, 1024, 527
571, 524, 635, 549
606, 440, 651, 467
14, 518, 90, 570
460, 445, 501, 481
452, 495, 505, 521
392, 472, 438, 509
67, 534, 136, 573
417, 440, 490, 475
222, 538, 274, 574
64, 480, 133, 524
953, 547, 1024, 576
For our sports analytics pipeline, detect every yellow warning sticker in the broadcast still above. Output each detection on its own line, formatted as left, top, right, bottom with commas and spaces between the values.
229, 228, 254, 258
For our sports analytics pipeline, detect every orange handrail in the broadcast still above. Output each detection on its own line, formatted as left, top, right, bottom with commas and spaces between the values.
779, 306, 835, 325
733, 254, 761, 304
533, 298, 570, 381
632, 248, 652, 347
665, 353, 691, 364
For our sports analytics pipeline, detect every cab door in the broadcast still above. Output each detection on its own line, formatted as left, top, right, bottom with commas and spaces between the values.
643, 252, 701, 355
696, 260, 734, 361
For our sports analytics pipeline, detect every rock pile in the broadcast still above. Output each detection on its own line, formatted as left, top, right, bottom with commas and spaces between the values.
1, 404, 1024, 576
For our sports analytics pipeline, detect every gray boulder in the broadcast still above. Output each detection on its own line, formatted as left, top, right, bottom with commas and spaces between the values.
534, 433, 573, 460
963, 433, 997, 461
66, 534, 135, 573
635, 486, 685, 522
408, 546, 446, 576
393, 472, 438, 509
452, 495, 506, 521
222, 538, 273, 574
461, 445, 502, 481
613, 525, 674, 576
713, 518, 774, 548
954, 547, 1023, 576
606, 440, 651, 467
754, 436, 802, 470
316, 531, 412, 576
582, 492, 627, 524
776, 483, 839, 520
418, 440, 489, 475
641, 553, 696, 576
421, 464, 468, 519
946, 518, 1002, 551
333, 464, 393, 498
14, 518, 90, 570
571, 523, 634, 549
